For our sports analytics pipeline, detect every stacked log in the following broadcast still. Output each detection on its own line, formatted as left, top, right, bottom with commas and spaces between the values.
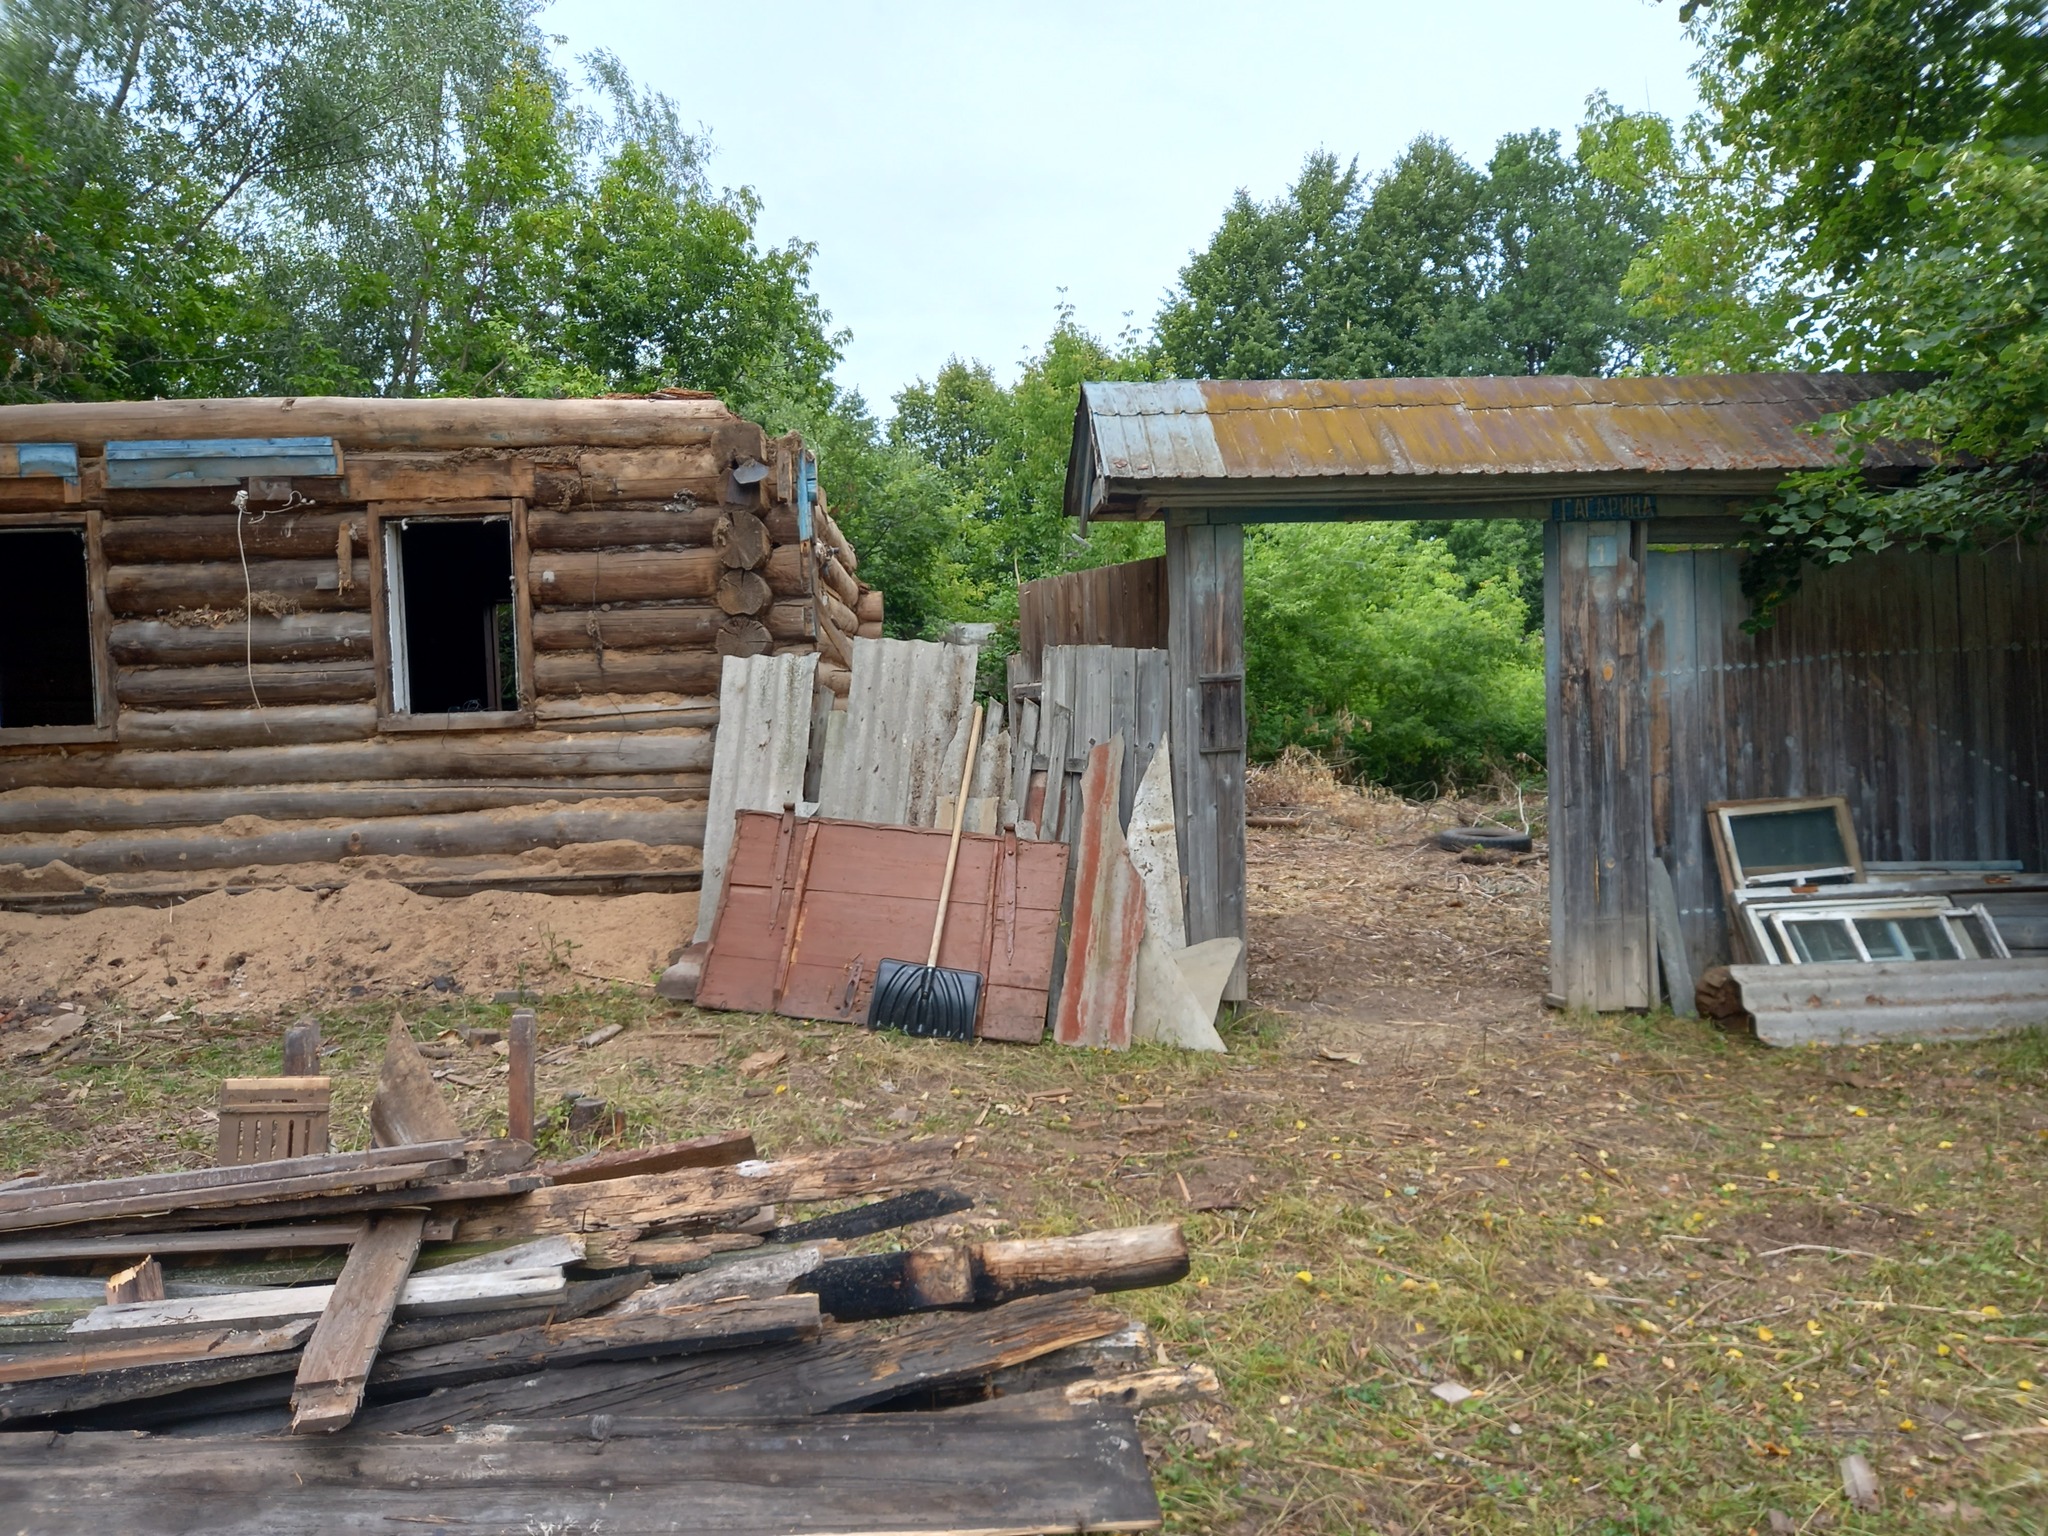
0, 397, 886, 885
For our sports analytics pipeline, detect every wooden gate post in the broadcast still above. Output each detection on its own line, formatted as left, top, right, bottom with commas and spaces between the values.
1545, 519, 1653, 1011
1164, 516, 1247, 1001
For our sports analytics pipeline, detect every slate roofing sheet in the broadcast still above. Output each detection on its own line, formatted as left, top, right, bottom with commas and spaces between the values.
1067, 374, 1932, 517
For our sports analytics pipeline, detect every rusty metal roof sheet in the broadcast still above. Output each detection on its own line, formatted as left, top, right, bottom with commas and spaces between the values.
1066, 374, 1932, 518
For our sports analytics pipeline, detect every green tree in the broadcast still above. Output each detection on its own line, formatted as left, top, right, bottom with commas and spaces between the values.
1624, 1, 2048, 614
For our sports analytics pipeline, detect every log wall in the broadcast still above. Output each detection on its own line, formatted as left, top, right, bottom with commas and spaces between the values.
0, 400, 884, 883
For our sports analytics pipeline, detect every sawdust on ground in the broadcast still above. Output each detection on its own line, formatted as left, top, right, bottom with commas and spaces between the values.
0, 877, 699, 1014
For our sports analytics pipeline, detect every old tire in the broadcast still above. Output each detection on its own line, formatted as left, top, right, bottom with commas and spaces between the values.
1435, 827, 1532, 854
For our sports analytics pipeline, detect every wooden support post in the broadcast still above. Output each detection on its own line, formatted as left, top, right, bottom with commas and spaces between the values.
1545, 520, 1653, 1010
507, 1010, 537, 1144
282, 1019, 321, 1076
289, 1210, 426, 1433
1163, 517, 1247, 1000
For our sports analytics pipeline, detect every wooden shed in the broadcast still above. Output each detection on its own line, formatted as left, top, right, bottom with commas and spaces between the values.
0, 395, 881, 900
1058, 375, 2048, 1011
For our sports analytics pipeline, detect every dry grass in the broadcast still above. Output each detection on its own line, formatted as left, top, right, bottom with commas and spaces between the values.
4, 787, 2046, 1534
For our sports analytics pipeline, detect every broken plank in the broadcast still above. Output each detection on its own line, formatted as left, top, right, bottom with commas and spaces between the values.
0, 1325, 314, 1423
370, 1293, 820, 1395
0, 1404, 1163, 1536
289, 1210, 425, 1433
0, 1142, 466, 1217
56, 1175, 544, 1235
421, 1233, 585, 1274
0, 1221, 426, 1265
368, 1018, 462, 1148
764, 1186, 972, 1245
0, 1157, 466, 1235
104, 1257, 165, 1306
1054, 736, 1143, 1049
610, 1247, 824, 1315
69, 1267, 564, 1340
445, 1142, 959, 1244
359, 1288, 1121, 1429
537, 1129, 756, 1186
0, 1321, 315, 1388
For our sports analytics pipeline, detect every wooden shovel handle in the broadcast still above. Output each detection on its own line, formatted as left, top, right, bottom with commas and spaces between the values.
927, 703, 985, 967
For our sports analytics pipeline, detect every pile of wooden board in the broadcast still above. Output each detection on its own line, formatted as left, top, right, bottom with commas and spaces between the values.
0, 1044, 1204, 1532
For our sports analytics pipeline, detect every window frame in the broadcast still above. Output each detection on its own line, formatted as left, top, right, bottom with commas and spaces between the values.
366, 499, 534, 734
1739, 895, 2012, 966
0, 508, 116, 744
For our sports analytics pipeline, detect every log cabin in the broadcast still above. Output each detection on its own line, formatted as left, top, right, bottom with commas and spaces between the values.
0, 395, 883, 900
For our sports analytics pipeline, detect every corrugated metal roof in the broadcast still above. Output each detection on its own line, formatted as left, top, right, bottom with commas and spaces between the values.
1066, 374, 1933, 518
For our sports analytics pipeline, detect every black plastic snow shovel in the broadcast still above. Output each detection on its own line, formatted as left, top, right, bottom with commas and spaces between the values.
866, 702, 985, 1041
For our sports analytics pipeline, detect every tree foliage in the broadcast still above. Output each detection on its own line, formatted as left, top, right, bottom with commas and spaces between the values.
1623, 1, 2048, 616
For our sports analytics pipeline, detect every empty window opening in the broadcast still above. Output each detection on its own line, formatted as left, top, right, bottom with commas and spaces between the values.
384, 518, 518, 714
0, 527, 96, 729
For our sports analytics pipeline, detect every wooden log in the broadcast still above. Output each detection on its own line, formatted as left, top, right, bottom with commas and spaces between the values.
817, 550, 860, 611
0, 806, 708, 874
799, 1246, 974, 1322
506, 1011, 536, 1144
530, 546, 803, 608
532, 648, 723, 698
573, 445, 728, 499
812, 606, 852, 669
447, 1143, 960, 1245
857, 621, 884, 640
538, 1131, 755, 1186
109, 704, 378, 749
101, 513, 367, 564
527, 506, 722, 550
610, 1248, 825, 1315
973, 1225, 1188, 1304
815, 502, 857, 573
109, 614, 374, 668
816, 581, 859, 640
289, 1210, 425, 1433
817, 659, 850, 698
856, 588, 883, 625
341, 451, 537, 502
0, 396, 743, 451
715, 567, 773, 616
0, 779, 704, 835
715, 509, 771, 569
105, 1259, 165, 1307
0, 731, 713, 791
714, 618, 772, 658
533, 601, 809, 653
370, 1020, 462, 1149
106, 559, 371, 616
115, 661, 375, 710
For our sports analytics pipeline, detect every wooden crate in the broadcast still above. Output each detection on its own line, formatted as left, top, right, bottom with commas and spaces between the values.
217, 1077, 332, 1164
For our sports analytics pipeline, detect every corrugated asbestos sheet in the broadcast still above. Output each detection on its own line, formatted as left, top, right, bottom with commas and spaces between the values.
817, 638, 979, 827
1066, 374, 1934, 517
693, 652, 819, 943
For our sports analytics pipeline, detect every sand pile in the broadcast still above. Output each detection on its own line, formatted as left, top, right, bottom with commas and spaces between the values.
0, 880, 699, 1015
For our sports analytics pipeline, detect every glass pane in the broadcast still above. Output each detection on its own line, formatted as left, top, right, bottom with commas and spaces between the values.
1855, 917, 1958, 962
1782, 918, 1861, 963
1726, 805, 1852, 878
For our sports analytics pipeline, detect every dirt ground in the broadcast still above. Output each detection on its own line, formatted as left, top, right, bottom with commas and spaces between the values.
3, 761, 2044, 1534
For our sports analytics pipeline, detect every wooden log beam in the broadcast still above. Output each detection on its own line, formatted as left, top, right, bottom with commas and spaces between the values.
0, 730, 712, 791
289, 1211, 424, 1433
527, 507, 721, 550
0, 396, 747, 451
115, 661, 376, 710
817, 549, 860, 610
856, 588, 883, 625
816, 582, 859, 640
533, 648, 723, 698
107, 704, 378, 749
815, 502, 857, 574
973, 1225, 1189, 1304
0, 779, 703, 835
715, 509, 771, 569
109, 614, 374, 668
812, 605, 852, 669
106, 559, 371, 616
714, 618, 772, 658
532, 601, 809, 653
102, 514, 367, 564
530, 546, 803, 608
0, 805, 708, 874
341, 452, 536, 502
817, 659, 850, 698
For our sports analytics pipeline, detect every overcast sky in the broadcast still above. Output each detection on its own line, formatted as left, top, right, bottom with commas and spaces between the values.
537, 1, 1703, 413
